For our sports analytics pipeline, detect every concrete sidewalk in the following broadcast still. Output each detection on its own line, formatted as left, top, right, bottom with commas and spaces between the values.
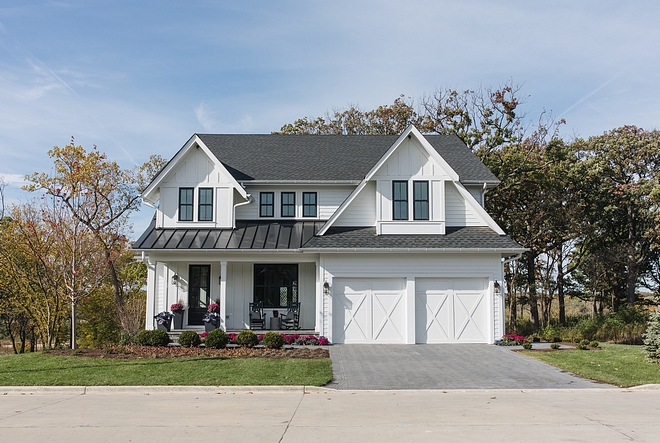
1, 387, 659, 442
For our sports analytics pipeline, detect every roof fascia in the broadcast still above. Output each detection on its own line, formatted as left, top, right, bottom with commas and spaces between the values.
452, 181, 506, 235
142, 135, 247, 203
364, 125, 460, 182
317, 180, 368, 235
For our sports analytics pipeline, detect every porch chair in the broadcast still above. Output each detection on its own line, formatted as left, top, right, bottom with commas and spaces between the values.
280, 302, 300, 330
249, 301, 266, 330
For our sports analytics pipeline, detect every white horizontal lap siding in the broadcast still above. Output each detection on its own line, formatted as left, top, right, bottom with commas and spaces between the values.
445, 182, 483, 227
235, 186, 354, 220
323, 253, 501, 278
333, 181, 377, 227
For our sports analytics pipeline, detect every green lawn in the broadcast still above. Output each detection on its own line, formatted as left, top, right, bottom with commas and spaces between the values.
0, 353, 333, 386
521, 344, 660, 387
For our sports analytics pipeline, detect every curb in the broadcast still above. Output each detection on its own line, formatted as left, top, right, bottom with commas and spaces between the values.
627, 384, 660, 391
1, 386, 335, 395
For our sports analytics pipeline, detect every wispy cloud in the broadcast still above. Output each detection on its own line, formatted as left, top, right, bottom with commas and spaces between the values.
194, 102, 221, 132
0, 173, 27, 186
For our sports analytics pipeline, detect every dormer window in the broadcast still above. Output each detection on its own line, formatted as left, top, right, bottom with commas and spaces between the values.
260, 192, 274, 217
413, 181, 429, 220
281, 192, 295, 217
179, 188, 193, 221
392, 181, 408, 220
198, 188, 213, 221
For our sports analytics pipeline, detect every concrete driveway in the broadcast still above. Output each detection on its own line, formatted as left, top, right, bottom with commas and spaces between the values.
327, 344, 609, 390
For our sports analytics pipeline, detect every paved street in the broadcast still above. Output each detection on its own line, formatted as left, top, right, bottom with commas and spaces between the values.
328, 344, 608, 389
1, 387, 659, 442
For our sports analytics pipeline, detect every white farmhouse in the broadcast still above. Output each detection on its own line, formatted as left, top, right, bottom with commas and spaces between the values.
134, 126, 524, 343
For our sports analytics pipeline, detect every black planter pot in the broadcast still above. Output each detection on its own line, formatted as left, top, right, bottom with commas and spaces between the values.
204, 321, 218, 332
172, 311, 184, 329
156, 320, 171, 332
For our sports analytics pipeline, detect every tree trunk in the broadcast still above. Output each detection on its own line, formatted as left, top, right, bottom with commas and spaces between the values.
557, 247, 566, 326
527, 251, 539, 331
71, 300, 76, 350
626, 258, 637, 305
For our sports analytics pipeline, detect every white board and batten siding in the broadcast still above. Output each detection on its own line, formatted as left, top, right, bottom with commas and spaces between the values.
158, 148, 236, 229
445, 182, 484, 227
323, 253, 501, 344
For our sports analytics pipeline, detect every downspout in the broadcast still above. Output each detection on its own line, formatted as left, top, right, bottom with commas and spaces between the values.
233, 194, 253, 228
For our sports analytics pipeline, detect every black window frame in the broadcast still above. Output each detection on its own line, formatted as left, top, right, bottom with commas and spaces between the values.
302, 192, 317, 217
178, 187, 194, 221
198, 188, 213, 221
392, 181, 408, 220
260, 192, 274, 217
253, 264, 299, 308
413, 181, 429, 220
281, 192, 296, 218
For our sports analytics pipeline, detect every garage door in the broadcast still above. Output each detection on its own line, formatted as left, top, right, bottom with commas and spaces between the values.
415, 278, 488, 343
333, 279, 406, 344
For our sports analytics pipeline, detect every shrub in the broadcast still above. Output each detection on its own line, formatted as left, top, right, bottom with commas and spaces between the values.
317, 336, 330, 346
522, 342, 533, 350
205, 328, 229, 349
178, 330, 201, 347
236, 330, 259, 347
550, 343, 560, 350
589, 341, 600, 348
261, 331, 284, 349
643, 311, 660, 363
227, 333, 237, 344
135, 330, 170, 347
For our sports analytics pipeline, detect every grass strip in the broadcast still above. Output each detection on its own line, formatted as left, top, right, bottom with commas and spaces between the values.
520, 344, 660, 387
0, 353, 332, 386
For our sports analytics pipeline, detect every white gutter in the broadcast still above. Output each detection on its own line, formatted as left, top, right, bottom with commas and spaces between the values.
502, 253, 524, 264
232, 194, 253, 228
141, 198, 158, 210
240, 180, 360, 185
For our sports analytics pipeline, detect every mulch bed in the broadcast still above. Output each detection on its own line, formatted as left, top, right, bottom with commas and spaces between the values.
44, 345, 329, 360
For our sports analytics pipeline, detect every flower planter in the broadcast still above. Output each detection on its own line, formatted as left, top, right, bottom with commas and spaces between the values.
172, 310, 184, 329
156, 320, 171, 332
204, 320, 219, 332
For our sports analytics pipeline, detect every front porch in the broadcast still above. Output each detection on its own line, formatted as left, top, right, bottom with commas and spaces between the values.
145, 254, 322, 334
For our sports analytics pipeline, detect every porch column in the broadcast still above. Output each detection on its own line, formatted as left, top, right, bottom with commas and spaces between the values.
145, 259, 156, 330
315, 257, 322, 336
220, 261, 227, 331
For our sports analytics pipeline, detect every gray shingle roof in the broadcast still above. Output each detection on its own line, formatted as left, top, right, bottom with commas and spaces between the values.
302, 226, 523, 250
196, 134, 499, 183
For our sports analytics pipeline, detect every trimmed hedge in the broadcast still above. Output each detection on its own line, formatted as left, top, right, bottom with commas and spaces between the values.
178, 330, 201, 348
236, 330, 259, 347
204, 329, 229, 349
135, 330, 171, 347
261, 331, 284, 349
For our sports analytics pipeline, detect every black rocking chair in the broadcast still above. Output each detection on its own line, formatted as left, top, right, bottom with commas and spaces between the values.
280, 302, 300, 330
249, 301, 266, 330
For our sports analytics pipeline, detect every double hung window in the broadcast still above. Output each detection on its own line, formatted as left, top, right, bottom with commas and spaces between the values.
302, 192, 317, 217
198, 188, 213, 221
260, 192, 274, 217
413, 181, 429, 220
281, 192, 295, 217
178, 188, 194, 221
392, 181, 408, 220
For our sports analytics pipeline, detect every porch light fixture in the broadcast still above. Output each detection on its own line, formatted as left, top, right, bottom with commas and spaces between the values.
323, 281, 330, 296
219, 275, 222, 285
494, 281, 501, 294
171, 274, 179, 286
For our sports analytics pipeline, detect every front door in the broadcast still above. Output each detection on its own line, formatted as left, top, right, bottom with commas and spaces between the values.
188, 265, 210, 325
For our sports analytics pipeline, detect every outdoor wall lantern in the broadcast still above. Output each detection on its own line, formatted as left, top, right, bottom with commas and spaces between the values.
171, 274, 179, 286
323, 281, 330, 296
494, 281, 501, 294
219, 275, 222, 285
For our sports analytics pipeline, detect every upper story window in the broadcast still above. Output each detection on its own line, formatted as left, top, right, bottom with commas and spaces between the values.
179, 188, 194, 221
392, 181, 408, 220
198, 188, 213, 221
413, 181, 429, 220
303, 192, 317, 217
260, 192, 274, 217
281, 192, 295, 217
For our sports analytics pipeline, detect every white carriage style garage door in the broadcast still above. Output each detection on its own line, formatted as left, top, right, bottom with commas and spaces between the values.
332, 278, 406, 344
415, 278, 489, 343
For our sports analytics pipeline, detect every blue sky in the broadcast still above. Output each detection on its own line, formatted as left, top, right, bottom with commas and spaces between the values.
1, 0, 659, 236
